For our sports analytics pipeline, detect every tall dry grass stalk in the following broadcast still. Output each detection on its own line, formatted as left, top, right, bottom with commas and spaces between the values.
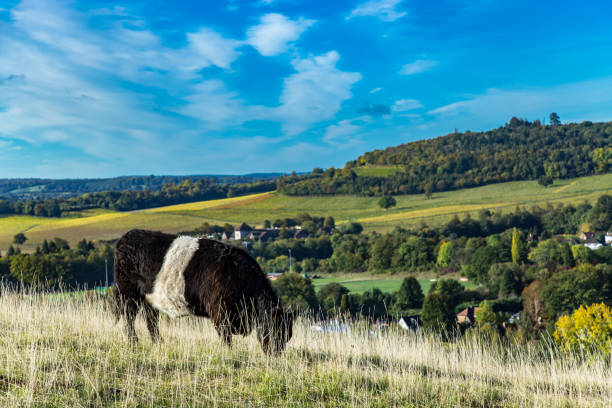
0, 287, 609, 407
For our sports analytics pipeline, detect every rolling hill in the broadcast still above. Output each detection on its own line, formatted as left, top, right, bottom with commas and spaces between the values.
1, 173, 610, 252
280, 119, 612, 196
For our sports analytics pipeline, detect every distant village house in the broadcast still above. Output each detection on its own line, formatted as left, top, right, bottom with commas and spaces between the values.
457, 306, 479, 325
579, 231, 596, 241
584, 238, 603, 250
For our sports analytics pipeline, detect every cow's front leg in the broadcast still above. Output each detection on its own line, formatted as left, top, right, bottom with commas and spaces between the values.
214, 323, 232, 348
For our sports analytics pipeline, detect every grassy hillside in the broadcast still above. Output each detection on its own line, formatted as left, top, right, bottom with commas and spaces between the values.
1, 173, 611, 251
0, 290, 608, 407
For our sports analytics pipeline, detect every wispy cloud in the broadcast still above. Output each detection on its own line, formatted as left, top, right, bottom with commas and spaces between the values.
347, 0, 406, 22
273, 51, 362, 135
246, 13, 315, 56
427, 78, 612, 128
176, 80, 248, 128
185, 29, 242, 70
0, 1, 250, 175
0, 1, 361, 176
399, 59, 437, 75
3, 0, 609, 177
392, 99, 423, 112
324, 117, 369, 145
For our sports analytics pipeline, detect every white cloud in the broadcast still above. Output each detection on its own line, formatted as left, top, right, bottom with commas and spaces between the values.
0, 2, 194, 165
427, 78, 612, 129
347, 0, 406, 22
9, 0, 244, 82
369, 87, 382, 94
185, 28, 242, 70
0, 1, 364, 176
177, 80, 247, 128
273, 51, 362, 135
399, 59, 437, 75
324, 118, 364, 145
392, 99, 423, 112
246, 13, 314, 56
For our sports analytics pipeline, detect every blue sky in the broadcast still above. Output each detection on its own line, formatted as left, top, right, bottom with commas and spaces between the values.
1, 0, 611, 178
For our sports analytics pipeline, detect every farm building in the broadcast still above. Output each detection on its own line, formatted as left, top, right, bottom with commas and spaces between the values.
584, 239, 603, 250
457, 306, 479, 325
398, 315, 422, 332
247, 229, 280, 242
579, 231, 596, 240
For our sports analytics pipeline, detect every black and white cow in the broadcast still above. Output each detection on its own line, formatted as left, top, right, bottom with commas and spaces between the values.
113, 229, 294, 355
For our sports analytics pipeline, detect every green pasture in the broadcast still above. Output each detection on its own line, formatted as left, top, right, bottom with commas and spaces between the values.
171, 173, 612, 230
0, 173, 610, 251
311, 274, 478, 294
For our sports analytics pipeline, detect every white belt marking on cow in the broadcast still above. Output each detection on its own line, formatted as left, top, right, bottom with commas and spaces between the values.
145, 235, 199, 318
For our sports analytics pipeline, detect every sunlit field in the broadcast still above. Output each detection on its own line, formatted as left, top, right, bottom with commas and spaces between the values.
1, 173, 611, 251
145, 192, 273, 212
311, 274, 477, 294
0, 288, 609, 407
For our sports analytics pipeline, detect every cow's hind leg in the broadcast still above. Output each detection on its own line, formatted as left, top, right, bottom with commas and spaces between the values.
143, 302, 160, 343
123, 297, 141, 343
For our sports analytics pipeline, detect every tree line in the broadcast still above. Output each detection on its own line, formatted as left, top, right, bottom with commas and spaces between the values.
0, 173, 282, 200
0, 238, 112, 288
0, 178, 276, 217
239, 195, 610, 275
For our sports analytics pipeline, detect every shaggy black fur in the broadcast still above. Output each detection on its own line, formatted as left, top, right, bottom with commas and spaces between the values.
113, 229, 294, 354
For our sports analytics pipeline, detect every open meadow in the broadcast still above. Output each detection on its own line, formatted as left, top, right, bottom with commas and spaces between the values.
1, 173, 611, 251
0, 288, 609, 407
311, 274, 477, 294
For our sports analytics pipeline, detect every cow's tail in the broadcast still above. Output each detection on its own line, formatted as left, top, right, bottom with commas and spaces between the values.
110, 286, 123, 325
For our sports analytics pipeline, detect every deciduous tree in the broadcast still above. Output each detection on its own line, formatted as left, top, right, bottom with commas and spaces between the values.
391, 277, 424, 315
378, 196, 396, 210
421, 292, 456, 337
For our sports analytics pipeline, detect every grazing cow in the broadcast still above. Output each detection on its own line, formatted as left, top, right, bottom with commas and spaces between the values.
113, 229, 294, 355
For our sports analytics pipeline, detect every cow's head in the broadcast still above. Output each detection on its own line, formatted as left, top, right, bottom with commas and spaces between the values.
258, 307, 295, 355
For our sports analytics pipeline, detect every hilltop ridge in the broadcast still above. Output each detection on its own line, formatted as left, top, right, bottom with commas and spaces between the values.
280, 118, 612, 196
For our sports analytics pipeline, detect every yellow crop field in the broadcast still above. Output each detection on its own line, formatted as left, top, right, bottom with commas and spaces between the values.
356, 203, 508, 224
145, 192, 273, 212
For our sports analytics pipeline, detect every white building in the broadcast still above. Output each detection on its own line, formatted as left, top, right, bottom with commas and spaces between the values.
584, 239, 603, 250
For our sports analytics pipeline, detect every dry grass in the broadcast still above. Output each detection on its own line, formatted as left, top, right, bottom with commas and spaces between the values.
0, 288, 609, 407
